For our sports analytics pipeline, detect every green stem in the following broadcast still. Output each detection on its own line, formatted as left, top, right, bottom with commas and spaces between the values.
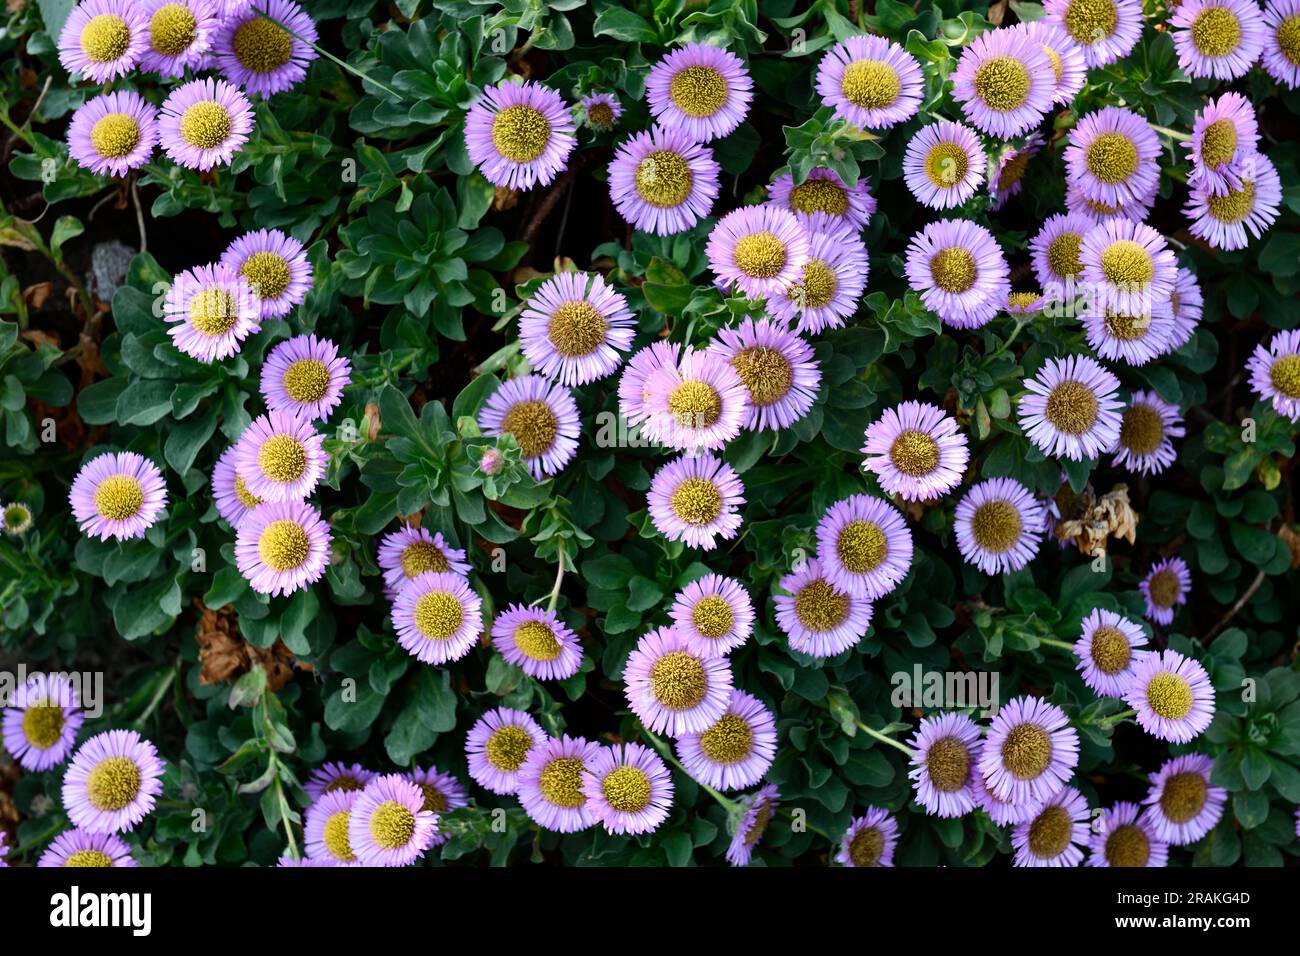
1038, 637, 1076, 651
253, 5, 404, 100
1098, 708, 1137, 729
270, 756, 300, 860
855, 721, 914, 757
546, 543, 566, 613
1150, 125, 1190, 142
131, 665, 177, 730
640, 724, 738, 813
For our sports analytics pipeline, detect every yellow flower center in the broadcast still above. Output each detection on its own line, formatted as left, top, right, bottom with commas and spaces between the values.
513, 620, 562, 662
400, 541, 449, 579
240, 251, 292, 301
849, 825, 885, 866
323, 810, 356, 861
973, 55, 1032, 112
1147, 568, 1183, 608
635, 150, 693, 207
586, 102, 615, 127
1027, 805, 1073, 858
281, 359, 331, 405
926, 735, 972, 792
1001, 722, 1051, 779
971, 499, 1023, 553
602, 765, 652, 813
1192, 6, 1242, 58
669, 65, 728, 117
188, 287, 239, 336
732, 231, 788, 280
1086, 131, 1139, 184
794, 578, 849, 631
258, 519, 311, 572
547, 300, 608, 357
840, 59, 902, 110
1104, 311, 1153, 342
1008, 291, 1042, 310
1145, 672, 1194, 720
501, 399, 559, 459
1206, 179, 1256, 224
179, 100, 234, 150
649, 650, 707, 710
538, 756, 586, 808
1104, 823, 1151, 866
149, 3, 197, 56
22, 704, 65, 749
929, 246, 978, 294
1160, 771, 1208, 823
1199, 119, 1238, 169
81, 14, 131, 63
86, 756, 142, 811
787, 178, 849, 216
258, 433, 308, 483
889, 429, 940, 477
1119, 403, 1165, 454
368, 800, 416, 850
668, 379, 723, 428
1044, 44, 1064, 82
1064, 0, 1118, 43
234, 473, 262, 510
94, 475, 144, 521
419, 783, 448, 813
691, 594, 734, 639
997, 150, 1033, 192
1278, 15, 1300, 64
486, 725, 533, 771
1047, 232, 1084, 279
789, 258, 838, 310
1090, 625, 1132, 674
65, 850, 116, 867
837, 519, 887, 574
731, 345, 793, 407
491, 104, 551, 163
1100, 240, 1155, 288
1270, 354, 1300, 398
413, 590, 464, 641
323, 775, 365, 794
699, 713, 754, 764
925, 142, 969, 188
90, 113, 141, 159
670, 478, 723, 526
1045, 380, 1099, 435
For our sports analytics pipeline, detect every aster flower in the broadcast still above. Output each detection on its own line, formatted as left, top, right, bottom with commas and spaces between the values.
577, 91, 622, 130
464, 79, 575, 191
1087, 801, 1169, 867
1139, 556, 1191, 626
766, 167, 876, 231
408, 766, 469, 846
69, 452, 167, 542
1073, 609, 1151, 697
618, 340, 682, 431
465, 707, 547, 795
479, 374, 580, 480
163, 263, 260, 363
706, 317, 820, 431
38, 829, 137, 868
904, 218, 1010, 330
988, 134, 1044, 212
516, 734, 600, 833
1186, 93, 1260, 198
1186, 151, 1282, 251
211, 444, 262, 528
139, 0, 219, 77
235, 499, 331, 597
583, 743, 674, 836
305, 788, 361, 864
2, 501, 33, 536
1168, 266, 1204, 350
814, 34, 923, 130
1065, 107, 1160, 210
62, 730, 164, 834
518, 271, 635, 386
954, 477, 1045, 575
624, 626, 733, 737
348, 774, 437, 867
67, 92, 159, 178
1125, 650, 1215, 743
1171, 0, 1266, 80
647, 453, 744, 551
1044, 0, 1144, 68
1262, 0, 1300, 87
213, 0, 318, 97
766, 216, 869, 334
259, 337, 350, 428
1080, 218, 1176, 319
491, 604, 584, 681
1248, 328, 1300, 420
1081, 304, 1176, 366
706, 204, 811, 300
376, 525, 470, 599
815, 494, 913, 600
1006, 291, 1046, 316
668, 574, 754, 659
1012, 786, 1090, 867
2, 673, 84, 772
159, 78, 255, 171
1113, 390, 1184, 475
58, 0, 148, 82
676, 690, 777, 791
234, 411, 326, 502
979, 695, 1079, 805
902, 121, 986, 211
950, 28, 1056, 139
641, 349, 749, 451
1066, 178, 1159, 225
275, 855, 334, 867
1019, 19, 1088, 105
646, 42, 753, 142
221, 228, 313, 321
862, 401, 969, 502
303, 761, 375, 802
907, 712, 982, 818
391, 571, 483, 665
608, 126, 720, 235
773, 558, 873, 659
970, 760, 1040, 826
727, 784, 779, 866
1018, 354, 1123, 460
834, 807, 898, 867
1141, 753, 1227, 845
1030, 212, 1093, 291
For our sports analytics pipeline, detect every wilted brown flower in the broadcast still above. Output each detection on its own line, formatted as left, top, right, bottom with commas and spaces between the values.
196, 600, 299, 691
1053, 483, 1138, 557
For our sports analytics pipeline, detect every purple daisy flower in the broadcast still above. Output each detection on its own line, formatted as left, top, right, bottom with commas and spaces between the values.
1080, 218, 1177, 318
646, 42, 753, 143
726, 784, 780, 866
275, 855, 335, 867
159, 78, 255, 171
970, 757, 1040, 826
139, 0, 219, 77
347, 773, 437, 867
1081, 303, 1176, 367
1171, 0, 1266, 80
2, 673, 84, 772
767, 215, 869, 334
773, 558, 873, 659
647, 453, 744, 551
954, 477, 1045, 575
234, 411, 326, 502
706, 317, 820, 432
815, 494, 913, 600
623, 625, 733, 737
979, 696, 1079, 805
950, 28, 1055, 139
1248, 328, 1300, 420
391, 571, 483, 665
235, 499, 331, 596
618, 340, 682, 431
1018, 354, 1123, 460
67, 91, 159, 178
1113, 390, 1184, 474
1141, 753, 1227, 845
516, 734, 600, 833
1012, 786, 1090, 867
904, 218, 1010, 330
221, 228, 313, 321
479, 374, 580, 480
1066, 177, 1158, 225
1125, 650, 1215, 743
862, 400, 970, 502
988, 133, 1044, 211
57, 0, 148, 82
213, 0, 318, 97
903, 121, 986, 211
814, 34, 923, 130
1044, 0, 1144, 68
706, 204, 810, 300
38, 828, 137, 868
303, 761, 374, 802
1262, 0, 1300, 87
1169, 266, 1205, 350
163, 262, 260, 363
577, 91, 622, 130
305, 788, 361, 864
766, 167, 876, 232
608, 126, 720, 235
668, 573, 754, 658
408, 766, 469, 846
491, 604, 584, 681
834, 807, 898, 867
907, 711, 983, 818
1185, 151, 1282, 251
376, 525, 469, 600
62, 730, 164, 834
1073, 608, 1151, 697
1065, 107, 1160, 210
1087, 801, 1169, 867
260, 334, 350, 424
582, 743, 674, 836
465, 707, 546, 795
518, 271, 635, 386
463, 79, 575, 191
1139, 556, 1191, 625
641, 349, 748, 451
69, 451, 167, 542
1019, 20, 1088, 105
1186, 93, 1260, 198
1006, 290, 1047, 315
1030, 212, 1092, 292
211, 443, 263, 528
676, 689, 776, 791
